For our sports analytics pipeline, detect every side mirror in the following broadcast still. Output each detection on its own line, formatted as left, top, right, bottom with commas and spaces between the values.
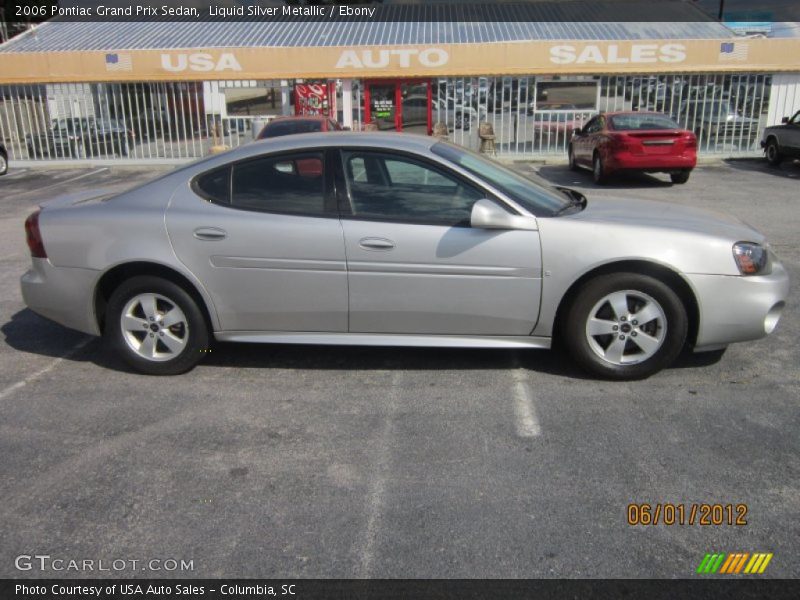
781, 116, 789, 124
470, 199, 537, 231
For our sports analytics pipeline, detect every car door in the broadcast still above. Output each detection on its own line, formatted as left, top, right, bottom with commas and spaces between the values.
166, 149, 348, 332
786, 111, 800, 152
337, 149, 542, 335
574, 116, 598, 164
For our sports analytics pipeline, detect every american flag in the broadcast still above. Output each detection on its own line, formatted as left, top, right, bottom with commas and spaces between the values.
719, 42, 748, 61
105, 53, 132, 71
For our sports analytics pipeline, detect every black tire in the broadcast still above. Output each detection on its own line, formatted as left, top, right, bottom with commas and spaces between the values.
670, 169, 691, 184
592, 152, 607, 184
568, 145, 578, 171
765, 138, 783, 166
0, 151, 7, 176
563, 273, 688, 380
105, 276, 209, 375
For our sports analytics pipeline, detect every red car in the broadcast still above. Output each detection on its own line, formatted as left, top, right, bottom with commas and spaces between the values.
256, 115, 342, 139
568, 111, 697, 184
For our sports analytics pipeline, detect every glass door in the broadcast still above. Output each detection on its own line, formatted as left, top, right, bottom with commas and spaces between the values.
366, 83, 399, 131
365, 80, 431, 134
399, 81, 430, 135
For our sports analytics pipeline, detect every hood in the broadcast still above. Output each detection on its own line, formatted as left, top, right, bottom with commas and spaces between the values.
567, 197, 765, 244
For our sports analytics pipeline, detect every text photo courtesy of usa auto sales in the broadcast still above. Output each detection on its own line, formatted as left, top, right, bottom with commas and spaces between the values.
0, 1, 798, 599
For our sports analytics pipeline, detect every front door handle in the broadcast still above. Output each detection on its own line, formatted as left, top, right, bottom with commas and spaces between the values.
359, 237, 395, 251
193, 227, 227, 241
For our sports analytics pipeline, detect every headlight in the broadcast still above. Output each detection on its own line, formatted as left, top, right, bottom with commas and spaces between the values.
732, 242, 770, 275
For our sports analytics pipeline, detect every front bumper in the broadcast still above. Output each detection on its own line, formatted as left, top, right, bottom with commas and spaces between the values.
687, 259, 790, 350
21, 258, 100, 336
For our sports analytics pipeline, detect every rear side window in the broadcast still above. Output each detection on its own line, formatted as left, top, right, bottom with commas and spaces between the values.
231, 152, 325, 215
195, 167, 230, 204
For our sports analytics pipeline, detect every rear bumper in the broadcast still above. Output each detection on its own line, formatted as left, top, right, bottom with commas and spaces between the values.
687, 259, 790, 350
606, 152, 696, 173
20, 258, 100, 336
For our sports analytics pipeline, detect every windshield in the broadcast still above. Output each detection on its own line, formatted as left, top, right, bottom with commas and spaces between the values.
431, 142, 570, 217
689, 102, 735, 117
262, 120, 322, 138
610, 114, 680, 130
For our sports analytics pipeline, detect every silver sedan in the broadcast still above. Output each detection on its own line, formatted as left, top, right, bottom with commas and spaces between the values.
21, 133, 788, 379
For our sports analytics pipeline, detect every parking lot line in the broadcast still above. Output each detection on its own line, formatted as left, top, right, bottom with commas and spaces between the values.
0, 337, 93, 402
511, 354, 542, 438
3, 169, 30, 179
15, 168, 109, 200
355, 370, 400, 578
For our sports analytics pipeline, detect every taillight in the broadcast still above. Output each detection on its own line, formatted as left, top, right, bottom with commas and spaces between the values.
24, 210, 47, 258
608, 133, 631, 151
683, 133, 697, 149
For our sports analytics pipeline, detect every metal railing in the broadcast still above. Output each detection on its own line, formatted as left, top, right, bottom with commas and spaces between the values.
0, 73, 774, 163
432, 73, 772, 157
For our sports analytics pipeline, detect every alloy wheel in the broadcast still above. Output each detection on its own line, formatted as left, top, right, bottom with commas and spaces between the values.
584, 290, 667, 365
120, 293, 189, 362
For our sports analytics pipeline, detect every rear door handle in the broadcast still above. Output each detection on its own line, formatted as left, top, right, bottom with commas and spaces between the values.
359, 237, 395, 251
193, 227, 227, 241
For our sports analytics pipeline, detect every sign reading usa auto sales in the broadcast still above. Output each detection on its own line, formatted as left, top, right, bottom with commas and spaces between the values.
0, 39, 797, 84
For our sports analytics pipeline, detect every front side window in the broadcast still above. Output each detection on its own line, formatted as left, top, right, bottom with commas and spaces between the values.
230, 152, 325, 215
341, 151, 484, 226
583, 117, 600, 134
431, 142, 570, 217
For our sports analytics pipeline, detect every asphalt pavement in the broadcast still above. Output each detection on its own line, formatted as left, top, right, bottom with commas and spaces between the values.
0, 159, 798, 578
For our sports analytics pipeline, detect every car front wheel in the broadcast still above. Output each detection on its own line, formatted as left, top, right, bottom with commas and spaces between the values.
105, 276, 209, 375
592, 153, 607, 184
0, 152, 7, 176
765, 138, 783, 166
568, 145, 578, 171
563, 273, 688, 380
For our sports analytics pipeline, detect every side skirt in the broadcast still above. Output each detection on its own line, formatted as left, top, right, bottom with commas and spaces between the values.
214, 331, 552, 349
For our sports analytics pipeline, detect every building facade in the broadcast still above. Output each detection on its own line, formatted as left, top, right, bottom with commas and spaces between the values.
1, 11, 799, 162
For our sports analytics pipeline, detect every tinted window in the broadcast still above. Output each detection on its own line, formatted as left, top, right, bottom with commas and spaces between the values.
195, 167, 230, 204
342, 151, 483, 226
260, 120, 323, 138
231, 152, 325, 215
610, 114, 680, 130
583, 117, 600, 134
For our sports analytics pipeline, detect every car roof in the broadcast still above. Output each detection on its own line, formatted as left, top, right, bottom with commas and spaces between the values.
602, 111, 670, 117
267, 115, 330, 123
184, 132, 439, 174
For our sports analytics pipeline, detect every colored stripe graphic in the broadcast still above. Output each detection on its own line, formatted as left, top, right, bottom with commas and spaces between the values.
699, 552, 773, 575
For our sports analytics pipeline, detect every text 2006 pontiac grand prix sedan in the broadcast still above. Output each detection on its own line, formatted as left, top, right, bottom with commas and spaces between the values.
21, 133, 788, 379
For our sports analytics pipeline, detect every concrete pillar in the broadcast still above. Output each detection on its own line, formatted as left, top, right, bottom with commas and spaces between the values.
281, 80, 291, 116
342, 79, 354, 129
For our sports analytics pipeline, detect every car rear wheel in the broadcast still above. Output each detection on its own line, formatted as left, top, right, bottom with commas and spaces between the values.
563, 273, 688, 380
105, 276, 209, 375
765, 138, 783, 166
0, 152, 7, 176
670, 169, 691, 184
592, 153, 607, 184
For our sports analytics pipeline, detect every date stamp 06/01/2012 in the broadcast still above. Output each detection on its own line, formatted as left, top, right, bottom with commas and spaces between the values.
627, 503, 748, 526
